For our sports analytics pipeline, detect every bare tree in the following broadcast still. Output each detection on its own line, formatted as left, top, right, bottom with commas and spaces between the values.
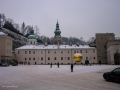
14, 23, 20, 31
21, 22, 30, 36
34, 25, 40, 38
0, 13, 6, 27
87, 37, 95, 44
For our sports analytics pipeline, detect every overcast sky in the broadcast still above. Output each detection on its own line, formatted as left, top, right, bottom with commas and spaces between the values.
0, 0, 120, 40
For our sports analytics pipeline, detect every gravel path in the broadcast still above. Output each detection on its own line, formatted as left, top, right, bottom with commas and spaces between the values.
0, 65, 120, 90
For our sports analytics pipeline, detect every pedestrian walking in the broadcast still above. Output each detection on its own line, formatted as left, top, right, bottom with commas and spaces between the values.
71, 63, 74, 72
50, 63, 52, 68
57, 62, 59, 68
99, 60, 101, 65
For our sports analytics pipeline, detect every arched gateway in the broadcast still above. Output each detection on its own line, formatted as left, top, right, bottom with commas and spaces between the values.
114, 52, 120, 65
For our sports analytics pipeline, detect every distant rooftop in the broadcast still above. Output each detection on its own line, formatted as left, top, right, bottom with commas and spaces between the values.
16, 45, 95, 50
96, 33, 114, 35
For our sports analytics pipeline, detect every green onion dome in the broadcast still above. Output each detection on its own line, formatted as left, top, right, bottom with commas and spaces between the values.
54, 30, 61, 36
28, 35, 36, 39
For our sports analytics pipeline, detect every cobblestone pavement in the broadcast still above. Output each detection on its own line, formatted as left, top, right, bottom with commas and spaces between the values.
0, 65, 120, 90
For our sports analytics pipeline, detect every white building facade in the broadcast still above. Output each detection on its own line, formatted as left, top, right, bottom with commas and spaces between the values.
15, 45, 97, 65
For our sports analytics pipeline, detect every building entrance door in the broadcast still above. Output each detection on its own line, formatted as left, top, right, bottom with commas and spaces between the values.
114, 52, 120, 65
28, 62, 30, 65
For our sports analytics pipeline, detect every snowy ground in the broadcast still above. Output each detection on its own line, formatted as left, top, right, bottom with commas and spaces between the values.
0, 65, 120, 90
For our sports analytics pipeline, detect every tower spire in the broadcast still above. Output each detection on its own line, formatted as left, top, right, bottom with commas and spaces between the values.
54, 20, 62, 46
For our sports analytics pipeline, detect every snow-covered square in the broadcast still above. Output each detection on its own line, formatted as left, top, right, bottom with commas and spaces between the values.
0, 65, 120, 90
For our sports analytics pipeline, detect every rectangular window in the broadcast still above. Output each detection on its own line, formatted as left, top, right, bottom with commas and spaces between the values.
77, 51, 79, 53
41, 57, 43, 60
86, 50, 87, 53
61, 57, 63, 60
86, 57, 88, 60
68, 57, 70, 60
29, 58, 31, 60
54, 57, 56, 60
25, 58, 27, 60
74, 50, 76, 53
33, 51, 35, 54
68, 50, 69, 53
54, 50, 56, 53
41, 51, 43, 54
29, 51, 31, 54
93, 57, 95, 59
80, 50, 82, 53
93, 50, 95, 53
18, 51, 20, 54
33, 57, 35, 60
25, 51, 27, 54
48, 57, 50, 60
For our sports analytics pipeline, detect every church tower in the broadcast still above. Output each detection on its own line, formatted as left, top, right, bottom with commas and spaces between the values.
54, 20, 62, 46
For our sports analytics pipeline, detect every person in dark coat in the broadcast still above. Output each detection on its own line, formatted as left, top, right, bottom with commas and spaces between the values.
57, 62, 59, 68
50, 63, 52, 68
71, 64, 74, 72
85, 60, 89, 66
99, 60, 101, 65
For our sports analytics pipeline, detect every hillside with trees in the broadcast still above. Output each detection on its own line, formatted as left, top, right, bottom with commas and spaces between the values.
0, 13, 95, 50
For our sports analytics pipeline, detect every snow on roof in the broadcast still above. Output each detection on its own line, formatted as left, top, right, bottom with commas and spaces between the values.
0, 32, 7, 35
16, 44, 96, 50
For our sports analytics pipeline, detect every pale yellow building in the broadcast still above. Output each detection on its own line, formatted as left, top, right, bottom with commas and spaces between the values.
15, 44, 97, 65
0, 32, 13, 63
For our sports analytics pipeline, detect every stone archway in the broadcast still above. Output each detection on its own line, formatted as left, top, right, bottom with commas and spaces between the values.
114, 52, 120, 65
